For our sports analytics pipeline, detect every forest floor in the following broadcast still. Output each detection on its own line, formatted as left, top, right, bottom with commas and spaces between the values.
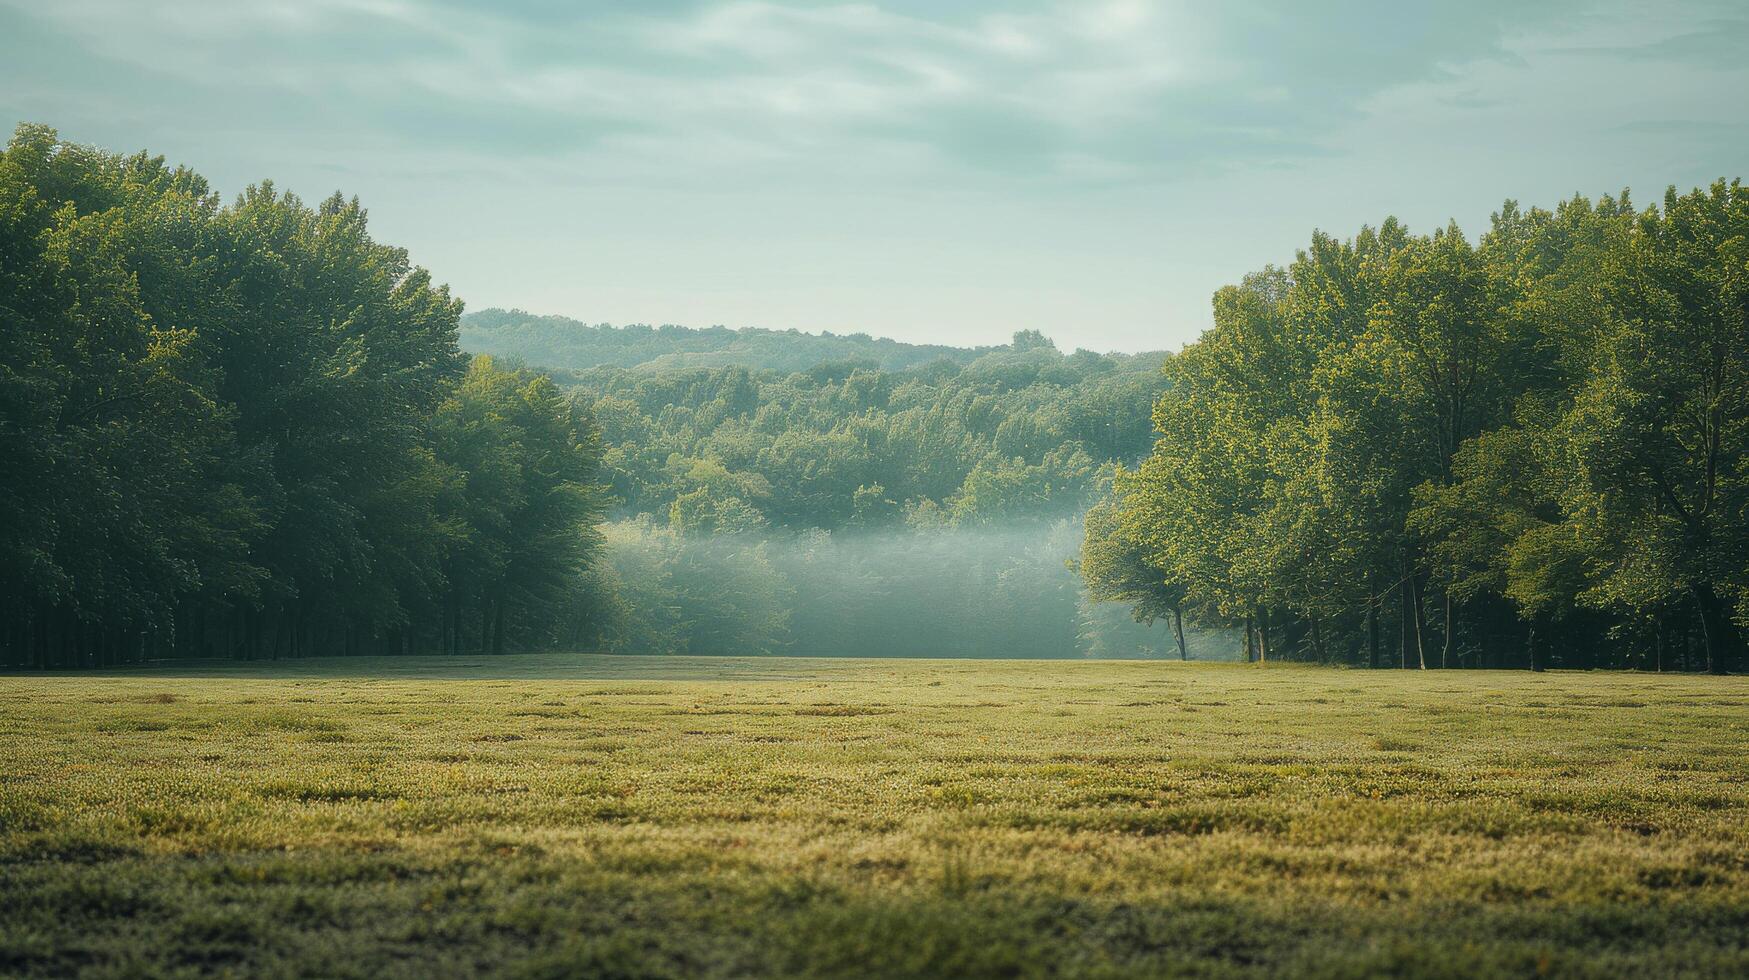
2, 655, 1747, 978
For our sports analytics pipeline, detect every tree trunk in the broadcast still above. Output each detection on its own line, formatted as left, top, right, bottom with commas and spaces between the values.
1409, 573, 1428, 670
1441, 591, 1454, 669
1399, 568, 1413, 669
1256, 607, 1270, 663
1242, 615, 1254, 663
1171, 605, 1187, 661
1527, 617, 1543, 673
1367, 597, 1380, 670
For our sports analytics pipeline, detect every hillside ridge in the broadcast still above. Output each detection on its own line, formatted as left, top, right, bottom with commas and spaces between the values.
461, 308, 1149, 373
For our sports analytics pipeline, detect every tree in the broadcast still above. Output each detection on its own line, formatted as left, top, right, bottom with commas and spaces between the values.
1553, 182, 1749, 673
432, 356, 607, 654
1109, 180, 1748, 673
0, 125, 609, 667
1077, 491, 1187, 658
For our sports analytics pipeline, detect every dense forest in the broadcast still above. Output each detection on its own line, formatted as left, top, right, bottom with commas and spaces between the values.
0, 125, 1204, 668
565, 337, 1166, 529
1086, 182, 1749, 674
0, 126, 606, 667
5, 123, 1744, 673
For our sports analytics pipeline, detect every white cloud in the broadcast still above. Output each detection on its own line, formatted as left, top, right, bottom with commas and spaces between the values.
5, 0, 1747, 351
2, 0, 1237, 182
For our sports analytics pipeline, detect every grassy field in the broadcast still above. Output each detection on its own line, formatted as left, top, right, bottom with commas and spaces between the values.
2, 656, 1747, 978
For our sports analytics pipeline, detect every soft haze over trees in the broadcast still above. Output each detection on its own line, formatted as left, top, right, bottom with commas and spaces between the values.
6, 122, 1743, 673
548, 334, 1219, 660
462, 309, 1005, 373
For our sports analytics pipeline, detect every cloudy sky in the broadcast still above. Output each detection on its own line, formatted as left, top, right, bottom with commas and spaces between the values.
3, 1, 1746, 351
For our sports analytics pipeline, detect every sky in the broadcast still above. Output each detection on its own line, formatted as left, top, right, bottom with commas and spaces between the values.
2, 1, 1746, 353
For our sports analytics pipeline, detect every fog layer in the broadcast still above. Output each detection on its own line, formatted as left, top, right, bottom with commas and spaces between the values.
584, 517, 1234, 661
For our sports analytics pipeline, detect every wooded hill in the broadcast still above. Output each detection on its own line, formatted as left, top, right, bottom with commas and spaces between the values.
525, 334, 1180, 661
559, 338, 1168, 532
462, 308, 1005, 373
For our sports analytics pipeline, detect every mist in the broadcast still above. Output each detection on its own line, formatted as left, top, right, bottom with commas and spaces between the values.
583, 516, 1234, 661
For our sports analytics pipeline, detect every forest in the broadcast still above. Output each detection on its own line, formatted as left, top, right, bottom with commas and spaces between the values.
0, 125, 606, 667
488, 321, 1206, 659
1085, 184, 1749, 674
0, 124, 1194, 667
3, 122, 1746, 674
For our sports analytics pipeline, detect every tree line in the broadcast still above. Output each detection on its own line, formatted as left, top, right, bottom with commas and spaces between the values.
21, 123, 1735, 673
462, 308, 1005, 373
0, 125, 606, 669
1085, 181, 1748, 673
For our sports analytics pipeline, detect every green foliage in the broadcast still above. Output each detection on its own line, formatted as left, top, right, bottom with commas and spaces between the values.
1076, 493, 1185, 645
1102, 179, 1749, 673
430, 356, 608, 654
492, 335, 1173, 663
0, 126, 606, 667
553, 342, 1165, 533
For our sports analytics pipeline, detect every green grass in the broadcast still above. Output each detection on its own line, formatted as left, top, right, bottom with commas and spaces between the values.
2, 655, 1747, 978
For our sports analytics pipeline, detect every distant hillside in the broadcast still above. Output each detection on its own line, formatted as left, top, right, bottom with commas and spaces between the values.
461, 309, 1007, 373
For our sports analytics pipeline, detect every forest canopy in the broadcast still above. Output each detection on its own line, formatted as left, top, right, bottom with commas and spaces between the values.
1089, 181, 1749, 674
564, 340, 1167, 530
0, 125, 607, 668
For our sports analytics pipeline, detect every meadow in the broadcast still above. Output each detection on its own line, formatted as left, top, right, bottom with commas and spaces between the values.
2, 655, 1747, 978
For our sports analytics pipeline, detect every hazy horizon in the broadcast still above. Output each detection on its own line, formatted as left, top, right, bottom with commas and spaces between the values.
463, 306, 1171, 358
